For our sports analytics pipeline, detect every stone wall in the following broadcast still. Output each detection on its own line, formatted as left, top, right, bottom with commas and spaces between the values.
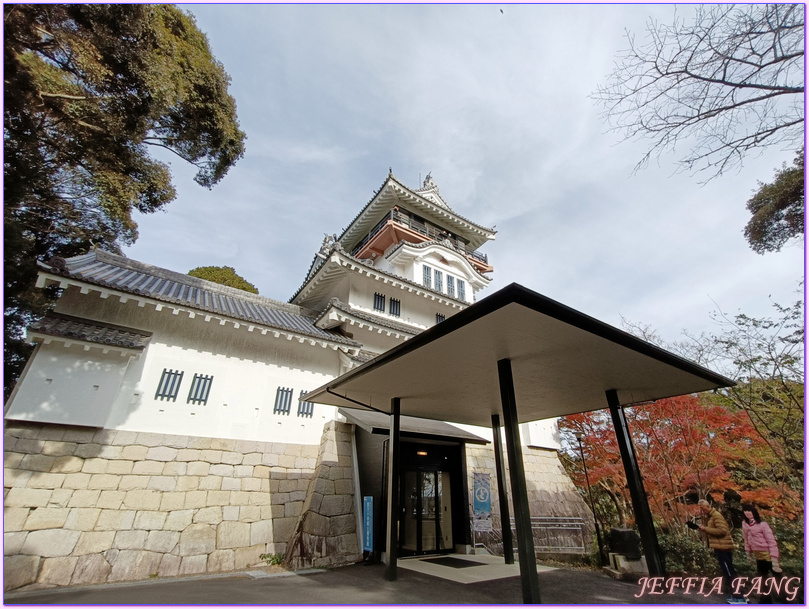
465, 444, 595, 554
3, 421, 319, 591
284, 421, 361, 570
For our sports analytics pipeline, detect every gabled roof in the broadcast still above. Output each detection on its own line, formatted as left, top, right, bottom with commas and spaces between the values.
337, 172, 496, 253
29, 313, 152, 350
315, 298, 421, 338
38, 250, 361, 349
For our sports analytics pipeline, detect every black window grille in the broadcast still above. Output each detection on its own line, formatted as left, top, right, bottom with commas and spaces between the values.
297, 390, 315, 418
187, 374, 213, 405
458, 280, 466, 301
155, 369, 183, 401
434, 270, 443, 293
436, 313, 446, 324
389, 298, 401, 317
423, 265, 432, 288
373, 292, 386, 312
447, 275, 455, 298
274, 387, 293, 415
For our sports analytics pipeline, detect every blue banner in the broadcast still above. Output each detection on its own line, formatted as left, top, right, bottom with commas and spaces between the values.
363, 496, 373, 551
473, 473, 492, 531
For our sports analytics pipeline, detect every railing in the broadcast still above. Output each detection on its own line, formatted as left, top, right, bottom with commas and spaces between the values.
351, 209, 488, 265
472, 516, 588, 556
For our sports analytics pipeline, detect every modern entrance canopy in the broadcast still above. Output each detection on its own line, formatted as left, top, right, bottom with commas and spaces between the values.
303, 283, 736, 604
304, 283, 735, 425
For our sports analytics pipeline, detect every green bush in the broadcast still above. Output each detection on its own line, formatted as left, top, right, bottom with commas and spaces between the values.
658, 532, 715, 575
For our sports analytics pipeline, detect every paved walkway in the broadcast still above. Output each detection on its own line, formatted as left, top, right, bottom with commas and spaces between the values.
5, 557, 734, 606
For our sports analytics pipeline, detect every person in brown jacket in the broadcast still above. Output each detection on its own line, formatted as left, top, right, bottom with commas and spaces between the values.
697, 499, 747, 603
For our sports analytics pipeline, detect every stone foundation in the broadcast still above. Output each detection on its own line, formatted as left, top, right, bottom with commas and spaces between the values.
3, 421, 320, 591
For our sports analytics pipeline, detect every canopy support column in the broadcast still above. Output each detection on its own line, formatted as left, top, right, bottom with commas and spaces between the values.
497, 359, 541, 604
384, 397, 401, 581
491, 414, 514, 564
606, 389, 665, 577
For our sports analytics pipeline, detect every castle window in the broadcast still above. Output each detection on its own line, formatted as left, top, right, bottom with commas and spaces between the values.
423, 265, 432, 289
187, 374, 213, 406
447, 275, 455, 298
389, 298, 401, 317
436, 313, 446, 324
274, 387, 293, 415
457, 279, 466, 301
155, 369, 183, 402
434, 270, 443, 293
373, 292, 386, 312
297, 390, 314, 418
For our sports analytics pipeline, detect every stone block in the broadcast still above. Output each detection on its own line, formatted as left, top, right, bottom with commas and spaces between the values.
187, 437, 212, 450
334, 479, 353, 495
135, 433, 165, 448
164, 510, 194, 531
62, 472, 91, 489
147, 476, 177, 492
4, 451, 24, 469
120, 445, 149, 461
250, 491, 272, 506
67, 489, 101, 508
184, 490, 208, 509
4, 507, 30, 532
179, 554, 208, 575
240, 505, 261, 523
221, 477, 241, 491
61, 428, 97, 443
290, 491, 306, 502
192, 507, 223, 525
23, 507, 70, 530
158, 553, 181, 578
78, 455, 107, 471
179, 523, 216, 556
216, 521, 250, 549
220, 451, 243, 466
71, 553, 111, 586
242, 453, 262, 466
15, 439, 45, 455
51, 456, 84, 474
20, 454, 55, 472
64, 507, 101, 531
206, 490, 230, 506
176, 449, 201, 462
162, 434, 189, 449
4, 555, 40, 591
114, 529, 148, 550
118, 475, 149, 491
39, 556, 78, 586
234, 544, 264, 570
110, 430, 139, 446
133, 510, 168, 530
49, 488, 74, 508
174, 476, 200, 493
187, 461, 210, 476
132, 461, 164, 475
223, 506, 239, 521
199, 476, 222, 491
4, 468, 32, 488
21, 528, 80, 557
88, 474, 121, 490
159, 492, 186, 512
207, 549, 234, 573
107, 549, 162, 582
106, 460, 134, 475
272, 517, 297, 543
271, 492, 290, 506
233, 465, 253, 478
210, 438, 236, 452
123, 489, 161, 511
200, 450, 223, 463
144, 530, 179, 553
320, 494, 351, 517
209, 464, 234, 477
96, 490, 126, 509
146, 446, 178, 462
331, 513, 356, 536
241, 478, 261, 492
162, 462, 187, 476
261, 454, 279, 467
250, 520, 274, 546
73, 531, 116, 555
278, 455, 296, 469
302, 512, 329, 537
92, 429, 116, 444
96, 509, 136, 531
94, 445, 122, 460
235, 440, 258, 454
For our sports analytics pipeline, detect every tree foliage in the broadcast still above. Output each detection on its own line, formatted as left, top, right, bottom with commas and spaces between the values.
593, 4, 804, 179
4, 4, 246, 399
188, 266, 259, 294
744, 148, 805, 254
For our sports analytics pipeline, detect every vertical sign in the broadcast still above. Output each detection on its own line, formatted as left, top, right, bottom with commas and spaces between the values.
363, 496, 373, 552
473, 473, 492, 531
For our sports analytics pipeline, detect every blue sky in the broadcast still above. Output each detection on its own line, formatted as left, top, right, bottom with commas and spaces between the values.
124, 3, 804, 343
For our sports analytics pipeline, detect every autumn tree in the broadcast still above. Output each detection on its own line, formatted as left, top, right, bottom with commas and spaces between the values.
744, 148, 805, 254
188, 266, 259, 294
4, 4, 246, 398
593, 4, 804, 179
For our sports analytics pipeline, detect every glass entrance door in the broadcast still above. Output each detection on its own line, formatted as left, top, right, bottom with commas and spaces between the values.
401, 469, 452, 555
